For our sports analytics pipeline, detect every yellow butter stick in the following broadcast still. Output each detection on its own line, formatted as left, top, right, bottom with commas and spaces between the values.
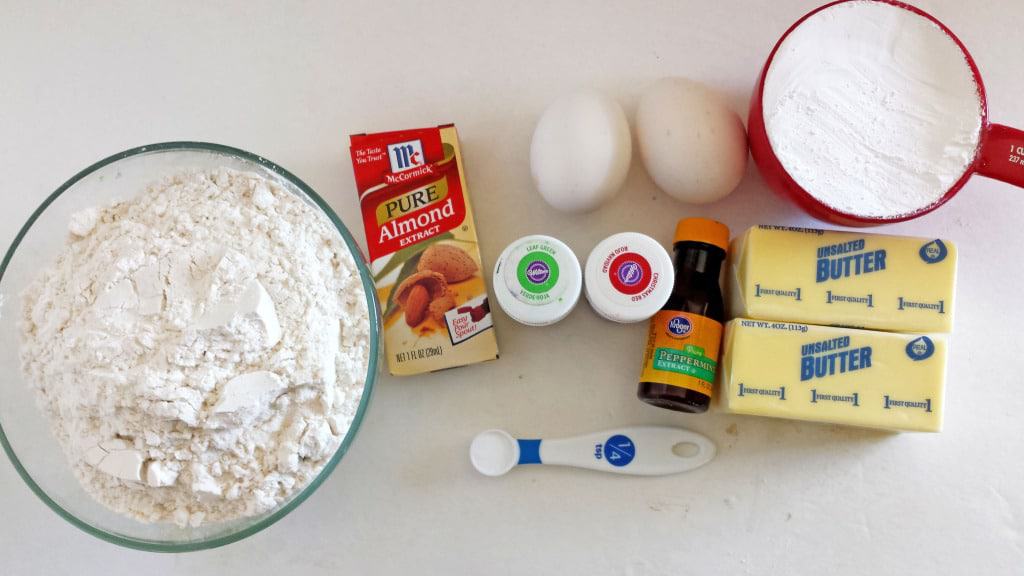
728, 225, 957, 332
719, 319, 947, 432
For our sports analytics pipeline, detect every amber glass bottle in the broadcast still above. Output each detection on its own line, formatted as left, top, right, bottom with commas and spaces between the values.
638, 218, 729, 413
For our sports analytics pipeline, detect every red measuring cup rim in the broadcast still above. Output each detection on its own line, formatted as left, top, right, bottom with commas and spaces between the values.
749, 0, 991, 226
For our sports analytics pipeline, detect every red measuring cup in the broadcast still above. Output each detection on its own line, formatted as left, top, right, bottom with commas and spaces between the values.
748, 0, 1024, 226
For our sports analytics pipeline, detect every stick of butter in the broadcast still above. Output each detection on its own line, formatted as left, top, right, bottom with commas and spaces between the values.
728, 225, 957, 332
719, 319, 947, 432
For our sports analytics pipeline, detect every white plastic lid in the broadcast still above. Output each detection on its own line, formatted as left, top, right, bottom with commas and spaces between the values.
584, 232, 674, 323
492, 235, 582, 326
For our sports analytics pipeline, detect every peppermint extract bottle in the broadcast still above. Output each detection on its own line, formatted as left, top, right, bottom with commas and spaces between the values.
638, 218, 730, 413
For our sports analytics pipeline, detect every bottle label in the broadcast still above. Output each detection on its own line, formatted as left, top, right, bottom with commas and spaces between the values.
640, 310, 723, 397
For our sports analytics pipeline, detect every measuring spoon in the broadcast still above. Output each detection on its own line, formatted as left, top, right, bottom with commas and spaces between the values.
469, 426, 715, 477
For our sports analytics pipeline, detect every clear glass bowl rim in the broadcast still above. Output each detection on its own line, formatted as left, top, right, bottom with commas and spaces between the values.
0, 141, 381, 552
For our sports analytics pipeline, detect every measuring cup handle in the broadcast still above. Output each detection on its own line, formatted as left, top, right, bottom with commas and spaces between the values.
976, 123, 1024, 188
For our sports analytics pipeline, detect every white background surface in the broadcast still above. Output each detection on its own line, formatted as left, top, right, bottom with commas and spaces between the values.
2, 1, 1023, 574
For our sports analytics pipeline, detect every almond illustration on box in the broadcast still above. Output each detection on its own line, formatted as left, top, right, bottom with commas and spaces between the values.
392, 243, 479, 327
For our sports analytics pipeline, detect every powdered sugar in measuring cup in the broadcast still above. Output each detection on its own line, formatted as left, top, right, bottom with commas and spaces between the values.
762, 0, 983, 219
751, 0, 1024, 226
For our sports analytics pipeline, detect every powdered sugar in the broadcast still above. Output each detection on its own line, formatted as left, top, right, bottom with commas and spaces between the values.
19, 168, 370, 526
763, 1, 983, 218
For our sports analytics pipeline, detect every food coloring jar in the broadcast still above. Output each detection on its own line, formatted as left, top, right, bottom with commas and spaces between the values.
584, 232, 674, 323
492, 235, 582, 326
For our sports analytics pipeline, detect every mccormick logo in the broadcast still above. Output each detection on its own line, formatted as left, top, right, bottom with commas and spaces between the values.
525, 260, 551, 284
388, 139, 424, 173
667, 315, 692, 337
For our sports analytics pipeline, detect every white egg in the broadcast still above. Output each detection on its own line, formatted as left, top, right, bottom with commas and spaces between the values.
530, 89, 632, 213
636, 78, 748, 204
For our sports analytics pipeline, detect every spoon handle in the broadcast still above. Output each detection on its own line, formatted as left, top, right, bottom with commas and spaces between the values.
523, 426, 715, 476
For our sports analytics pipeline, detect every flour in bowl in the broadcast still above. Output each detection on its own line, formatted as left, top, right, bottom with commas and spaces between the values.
19, 168, 370, 526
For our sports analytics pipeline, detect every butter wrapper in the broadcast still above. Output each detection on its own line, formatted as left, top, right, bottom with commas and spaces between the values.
720, 319, 947, 432
729, 225, 957, 332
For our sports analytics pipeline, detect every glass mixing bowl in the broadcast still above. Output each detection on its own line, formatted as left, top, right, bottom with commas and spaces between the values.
0, 142, 380, 551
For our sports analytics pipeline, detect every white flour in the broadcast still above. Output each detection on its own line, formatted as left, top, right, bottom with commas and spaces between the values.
19, 168, 370, 526
763, 1, 982, 218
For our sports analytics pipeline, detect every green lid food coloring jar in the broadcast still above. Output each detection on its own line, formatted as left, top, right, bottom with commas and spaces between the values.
492, 235, 582, 326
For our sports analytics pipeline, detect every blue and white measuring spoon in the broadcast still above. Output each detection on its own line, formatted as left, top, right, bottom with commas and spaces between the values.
469, 426, 715, 477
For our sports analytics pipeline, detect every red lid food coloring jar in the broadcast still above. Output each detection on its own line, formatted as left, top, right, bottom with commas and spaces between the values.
584, 232, 674, 323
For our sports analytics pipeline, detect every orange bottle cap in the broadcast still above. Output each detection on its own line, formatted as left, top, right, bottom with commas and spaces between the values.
674, 218, 730, 250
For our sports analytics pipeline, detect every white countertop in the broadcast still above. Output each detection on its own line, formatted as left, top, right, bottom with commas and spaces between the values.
2, 1, 1023, 573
